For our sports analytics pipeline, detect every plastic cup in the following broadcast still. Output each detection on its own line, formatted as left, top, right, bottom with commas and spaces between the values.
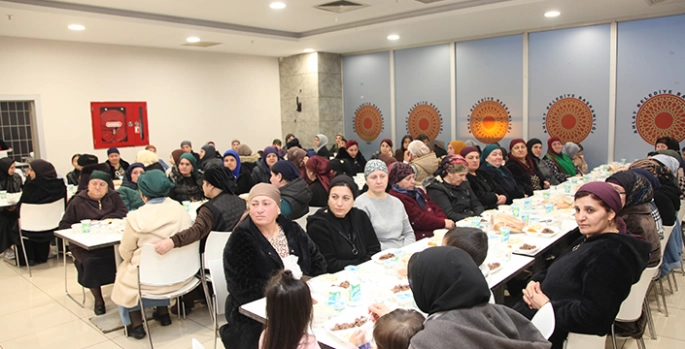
512, 206, 520, 218
0, 190, 6, 200
182, 201, 191, 212
499, 226, 511, 243
545, 203, 554, 213
543, 191, 551, 199
620, 159, 626, 165
520, 212, 530, 223
80, 219, 91, 233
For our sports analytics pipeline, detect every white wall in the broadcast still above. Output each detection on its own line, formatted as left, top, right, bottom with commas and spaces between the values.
0, 36, 281, 177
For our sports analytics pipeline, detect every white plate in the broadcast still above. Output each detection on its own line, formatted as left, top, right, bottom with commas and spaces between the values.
485, 260, 503, 274
539, 227, 559, 238
325, 313, 374, 344
514, 244, 540, 254
372, 249, 399, 264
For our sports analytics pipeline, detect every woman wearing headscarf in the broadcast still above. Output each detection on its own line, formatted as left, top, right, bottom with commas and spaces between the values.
406, 140, 439, 184
106, 147, 130, 179
395, 135, 413, 163
117, 163, 146, 211
169, 153, 204, 203
389, 163, 453, 240
313, 134, 330, 158
305, 156, 333, 207
287, 147, 308, 180
479, 144, 525, 201
408, 247, 551, 349
460, 147, 508, 209
355, 160, 415, 250
630, 160, 681, 226
167, 149, 185, 177
426, 155, 484, 222
135, 150, 159, 169
447, 140, 466, 156
198, 144, 223, 172
252, 146, 281, 184
223, 150, 254, 195
0, 157, 23, 257
220, 184, 326, 349
15, 160, 66, 265
66, 154, 82, 186
526, 139, 559, 186
335, 140, 367, 174
307, 175, 381, 273
514, 182, 651, 349
370, 138, 394, 160
505, 139, 549, 197
270, 161, 312, 220
652, 152, 685, 200
58, 170, 128, 315
111, 170, 193, 339
561, 142, 587, 175
543, 137, 576, 181
606, 171, 662, 267
236, 144, 259, 174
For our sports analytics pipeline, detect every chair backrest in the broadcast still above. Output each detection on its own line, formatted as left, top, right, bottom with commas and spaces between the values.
139, 241, 201, 286
203, 231, 231, 266
19, 199, 65, 232
531, 302, 555, 340
208, 258, 228, 316
680, 200, 685, 220
564, 333, 606, 349
615, 265, 658, 322
660, 225, 675, 253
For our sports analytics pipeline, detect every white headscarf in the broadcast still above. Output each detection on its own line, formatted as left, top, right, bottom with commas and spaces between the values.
651, 154, 679, 174
315, 134, 328, 152
408, 140, 431, 157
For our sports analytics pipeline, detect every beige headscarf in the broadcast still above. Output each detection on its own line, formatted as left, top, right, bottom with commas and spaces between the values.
136, 150, 159, 167
248, 183, 281, 205
408, 140, 431, 157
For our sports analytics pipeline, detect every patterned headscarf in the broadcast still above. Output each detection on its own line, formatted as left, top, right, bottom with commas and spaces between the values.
389, 162, 415, 185
630, 168, 661, 192
364, 160, 388, 179
606, 170, 654, 208
437, 154, 467, 177
630, 158, 676, 186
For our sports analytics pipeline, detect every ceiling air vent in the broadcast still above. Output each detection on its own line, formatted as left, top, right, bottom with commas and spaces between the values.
182, 42, 222, 48
414, 0, 447, 3
315, 1, 369, 14
645, 0, 685, 5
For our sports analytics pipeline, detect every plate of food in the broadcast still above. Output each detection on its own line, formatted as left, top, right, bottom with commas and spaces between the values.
325, 313, 374, 344
372, 249, 398, 263
524, 224, 545, 237
485, 260, 503, 274
514, 243, 539, 254
539, 227, 559, 238
391, 284, 411, 294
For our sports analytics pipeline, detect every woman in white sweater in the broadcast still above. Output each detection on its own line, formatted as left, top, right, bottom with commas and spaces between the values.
354, 160, 415, 250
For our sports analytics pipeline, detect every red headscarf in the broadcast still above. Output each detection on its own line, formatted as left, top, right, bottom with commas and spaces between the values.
547, 137, 562, 156
345, 140, 359, 149
305, 156, 333, 191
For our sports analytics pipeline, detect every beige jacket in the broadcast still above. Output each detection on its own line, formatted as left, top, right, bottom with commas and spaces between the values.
411, 153, 439, 184
111, 197, 193, 308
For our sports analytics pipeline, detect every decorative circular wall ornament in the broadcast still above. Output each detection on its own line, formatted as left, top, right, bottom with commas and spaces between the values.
543, 94, 595, 144
406, 102, 442, 140
632, 90, 685, 144
353, 103, 384, 142
468, 97, 511, 144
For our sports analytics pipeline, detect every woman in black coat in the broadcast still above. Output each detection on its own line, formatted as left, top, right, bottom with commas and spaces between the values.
426, 155, 484, 222
307, 175, 381, 273
630, 159, 682, 226
220, 184, 326, 349
505, 139, 550, 196
335, 140, 367, 174
480, 144, 525, 202
222, 150, 254, 195
460, 146, 508, 209
0, 157, 23, 255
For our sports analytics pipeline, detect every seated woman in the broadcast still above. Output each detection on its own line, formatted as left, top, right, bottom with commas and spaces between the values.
447, 140, 466, 156
479, 144, 525, 201
395, 135, 413, 163
335, 140, 367, 174
560, 142, 586, 175
169, 153, 204, 202
305, 156, 332, 207
427, 155, 484, 222
58, 170, 128, 315
389, 163, 454, 240
355, 160, 415, 250
408, 247, 551, 348
111, 170, 193, 339
220, 184, 326, 349
166, 149, 184, 177
0, 157, 23, 259
117, 163, 145, 211
252, 146, 280, 184
542, 137, 576, 182
651, 152, 685, 200
370, 138, 394, 160
461, 147, 508, 209
307, 175, 381, 273
66, 154, 82, 186
105, 147, 130, 179
223, 150, 254, 195
606, 171, 662, 267
199, 144, 223, 172
270, 161, 312, 220
526, 138, 559, 186
406, 140, 439, 184
630, 159, 681, 226
514, 182, 651, 348
287, 147, 308, 180
16, 160, 66, 265
505, 139, 549, 196
314, 134, 330, 158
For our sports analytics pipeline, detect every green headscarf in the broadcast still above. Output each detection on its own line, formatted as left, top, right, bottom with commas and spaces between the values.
545, 137, 576, 176
89, 170, 111, 182
138, 170, 175, 198
179, 153, 197, 171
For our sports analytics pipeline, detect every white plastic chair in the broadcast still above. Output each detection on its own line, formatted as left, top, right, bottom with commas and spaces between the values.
294, 206, 321, 229
531, 302, 555, 340
610, 265, 659, 349
191, 338, 206, 349
208, 256, 229, 349
137, 241, 202, 349
564, 333, 607, 349
200, 231, 231, 325
652, 225, 674, 317
17, 199, 65, 277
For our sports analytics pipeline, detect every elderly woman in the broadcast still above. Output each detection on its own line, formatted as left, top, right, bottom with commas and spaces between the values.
111, 170, 193, 339
220, 184, 327, 349
252, 146, 280, 184
287, 147, 308, 180
58, 170, 128, 315
479, 144, 525, 201
370, 138, 394, 160
460, 147, 507, 209
506, 139, 549, 196
270, 161, 312, 220
651, 152, 685, 200
526, 139, 559, 186
305, 155, 332, 207
16, 160, 66, 265
314, 134, 330, 158
335, 140, 367, 174
447, 140, 466, 156
427, 155, 484, 222
606, 171, 662, 267
307, 176, 380, 272
167, 149, 184, 177
408, 247, 551, 348
0, 157, 23, 258
406, 140, 439, 184
223, 150, 253, 195
105, 147, 130, 179
561, 142, 587, 175
389, 163, 453, 240
355, 160, 415, 250
199, 144, 223, 172
630, 159, 681, 226
395, 135, 413, 162
514, 182, 651, 348
543, 137, 576, 182
169, 153, 204, 202
117, 163, 145, 211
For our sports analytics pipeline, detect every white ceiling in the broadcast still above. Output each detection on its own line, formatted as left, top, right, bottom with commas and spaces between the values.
0, 0, 684, 57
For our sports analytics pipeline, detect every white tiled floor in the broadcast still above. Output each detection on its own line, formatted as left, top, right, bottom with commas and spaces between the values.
1, 255, 684, 349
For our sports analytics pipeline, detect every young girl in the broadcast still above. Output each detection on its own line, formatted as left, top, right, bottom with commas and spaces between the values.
348, 304, 425, 349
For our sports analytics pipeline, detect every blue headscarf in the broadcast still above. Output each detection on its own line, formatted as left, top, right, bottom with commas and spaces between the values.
122, 162, 145, 190
223, 150, 241, 179
261, 146, 280, 169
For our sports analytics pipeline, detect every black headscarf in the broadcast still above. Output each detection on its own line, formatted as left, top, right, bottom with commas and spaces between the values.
526, 138, 543, 159
606, 170, 654, 208
29, 159, 57, 180
408, 246, 491, 314
0, 157, 15, 180
76, 154, 98, 167
630, 168, 661, 192
203, 166, 236, 194
122, 162, 145, 190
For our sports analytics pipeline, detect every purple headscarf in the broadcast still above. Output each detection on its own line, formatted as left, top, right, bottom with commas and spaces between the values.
575, 182, 627, 234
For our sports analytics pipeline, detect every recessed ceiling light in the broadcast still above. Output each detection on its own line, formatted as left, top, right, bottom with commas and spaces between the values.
303, 48, 315, 53
68, 24, 85, 31
186, 37, 201, 43
270, 2, 286, 9
544, 11, 560, 18
387, 34, 400, 41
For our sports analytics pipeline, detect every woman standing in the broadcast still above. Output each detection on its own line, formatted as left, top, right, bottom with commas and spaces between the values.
58, 170, 128, 315
426, 155, 484, 222
395, 135, 413, 162
305, 156, 332, 207
355, 160, 415, 250
543, 137, 576, 182
169, 153, 204, 202
0, 157, 23, 259
223, 150, 253, 195
252, 147, 281, 184
514, 182, 651, 348
335, 140, 367, 174
220, 184, 326, 349
526, 139, 559, 186
479, 144, 525, 201
314, 134, 330, 158
460, 147, 507, 209
117, 163, 145, 211
505, 139, 549, 196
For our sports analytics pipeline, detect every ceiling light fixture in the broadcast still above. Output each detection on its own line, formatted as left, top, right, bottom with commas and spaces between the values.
303, 48, 315, 53
186, 37, 201, 43
270, 2, 286, 9
68, 24, 85, 31
387, 34, 400, 41
544, 10, 560, 18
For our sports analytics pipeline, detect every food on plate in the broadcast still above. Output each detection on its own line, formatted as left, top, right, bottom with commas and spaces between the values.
526, 227, 537, 233
541, 228, 555, 235
392, 284, 411, 293
493, 213, 525, 233
379, 253, 396, 261
427, 240, 438, 247
396, 267, 408, 278
487, 262, 501, 270
548, 196, 574, 209
519, 243, 537, 250
331, 316, 369, 331
337, 281, 350, 289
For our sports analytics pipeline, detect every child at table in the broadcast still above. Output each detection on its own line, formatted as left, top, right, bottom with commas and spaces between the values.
441, 227, 488, 268
347, 304, 425, 349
